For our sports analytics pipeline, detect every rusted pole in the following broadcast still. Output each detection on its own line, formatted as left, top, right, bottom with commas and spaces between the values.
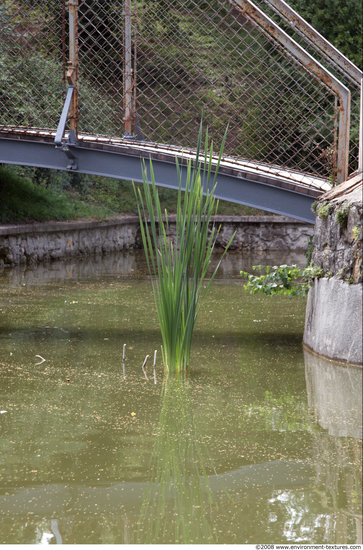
359, 78, 363, 174
123, 0, 133, 138
66, 0, 79, 144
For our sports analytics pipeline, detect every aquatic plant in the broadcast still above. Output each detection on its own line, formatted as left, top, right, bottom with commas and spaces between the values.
241, 264, 311, 298
134, 124, 234, 374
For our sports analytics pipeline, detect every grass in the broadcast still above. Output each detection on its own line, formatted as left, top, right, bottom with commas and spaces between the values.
0, 166, 114, 222
0, 164, 270, 222
134, 125, 235, 374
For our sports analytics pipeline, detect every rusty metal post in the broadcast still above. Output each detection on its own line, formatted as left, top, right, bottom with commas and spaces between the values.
123, 0, 133, 138
359, 78, 363, 174
337, 88, 351, 182
66, 0, 79, 144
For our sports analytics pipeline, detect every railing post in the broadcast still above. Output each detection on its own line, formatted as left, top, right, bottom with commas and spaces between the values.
337, 89, 351, 183
123, 0, 133, 138
359, 78, 363, 174
66, 0, 79, 144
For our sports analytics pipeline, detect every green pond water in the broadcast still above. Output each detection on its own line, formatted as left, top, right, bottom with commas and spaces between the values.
0, 251, 361, 544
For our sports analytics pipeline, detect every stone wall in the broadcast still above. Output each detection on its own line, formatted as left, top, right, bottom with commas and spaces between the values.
303, 174, 362, 365
311, 186, 362, 283
0, 215, 313, 267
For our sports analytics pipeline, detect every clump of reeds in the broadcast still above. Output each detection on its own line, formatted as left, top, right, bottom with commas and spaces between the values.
134, 125, 234, 374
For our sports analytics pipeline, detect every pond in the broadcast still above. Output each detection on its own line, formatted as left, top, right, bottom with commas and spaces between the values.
0, 251, 361, 544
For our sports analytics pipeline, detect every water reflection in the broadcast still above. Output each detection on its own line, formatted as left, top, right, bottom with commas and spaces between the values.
304, 349, 362, 543
0, 249, 307, 287
137, 375, 216, 544
304, 348, 362, 439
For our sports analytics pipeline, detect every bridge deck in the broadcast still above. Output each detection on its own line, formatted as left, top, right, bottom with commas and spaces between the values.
0, 128, 330, 223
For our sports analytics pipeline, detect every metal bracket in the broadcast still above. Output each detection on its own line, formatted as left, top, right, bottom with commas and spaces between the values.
54, 86, 74, 145
60, 144, 78, 170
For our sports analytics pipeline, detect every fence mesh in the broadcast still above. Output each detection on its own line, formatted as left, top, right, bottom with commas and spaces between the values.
0, 0, 360, 179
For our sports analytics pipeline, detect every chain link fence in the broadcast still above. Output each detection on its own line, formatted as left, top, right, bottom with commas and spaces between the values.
0, 0, 360, 180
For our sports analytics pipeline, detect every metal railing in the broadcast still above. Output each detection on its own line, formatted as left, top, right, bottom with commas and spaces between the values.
0, 0, 361, 183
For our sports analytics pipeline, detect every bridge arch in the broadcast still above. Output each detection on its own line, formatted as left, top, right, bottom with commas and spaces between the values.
0, 131, 326, 223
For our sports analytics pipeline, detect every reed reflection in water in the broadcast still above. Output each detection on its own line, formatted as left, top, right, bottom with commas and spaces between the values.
137, 374, 217, 544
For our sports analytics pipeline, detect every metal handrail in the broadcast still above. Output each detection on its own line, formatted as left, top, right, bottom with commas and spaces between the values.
265, 0, 362, 84
231, 0, 351, 182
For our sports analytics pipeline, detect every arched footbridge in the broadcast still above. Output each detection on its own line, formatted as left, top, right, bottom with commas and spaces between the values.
1, 0, 361, 224
0, 129, 330, 223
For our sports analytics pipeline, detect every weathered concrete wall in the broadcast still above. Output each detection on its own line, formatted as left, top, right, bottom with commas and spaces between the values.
304, 277, 362, 365
0, 215, 313, 267
0, 217, 140, 267
303, 174, 362, 365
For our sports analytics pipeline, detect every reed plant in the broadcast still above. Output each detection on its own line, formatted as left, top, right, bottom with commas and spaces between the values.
134, 125, 234, 374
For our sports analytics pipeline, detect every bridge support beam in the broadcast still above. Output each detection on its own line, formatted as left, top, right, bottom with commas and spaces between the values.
0, 137, 318, 223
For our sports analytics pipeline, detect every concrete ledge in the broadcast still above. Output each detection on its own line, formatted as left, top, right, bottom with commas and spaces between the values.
0, 215, 310, 236
303, 277, 362, 365
0, 216, 140, 236
0, 216, 313, 266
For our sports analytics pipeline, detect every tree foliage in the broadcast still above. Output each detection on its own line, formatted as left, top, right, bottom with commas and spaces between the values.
288, 0, 363, 69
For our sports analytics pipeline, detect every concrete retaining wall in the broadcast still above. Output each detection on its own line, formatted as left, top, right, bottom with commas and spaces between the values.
0, 215, 313, 267
304, 277, 362, 365
303, 174, 362, 365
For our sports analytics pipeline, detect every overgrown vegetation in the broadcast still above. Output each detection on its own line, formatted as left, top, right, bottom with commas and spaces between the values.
241, 261, 331, 298
288, 0, 362, 69
317, 201, 334, 220
352, 226, 361, 240
335, 205, 350, 227
0, 164, 268, 222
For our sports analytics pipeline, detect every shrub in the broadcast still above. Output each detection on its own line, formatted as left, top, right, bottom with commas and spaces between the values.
301, 264, 325, 280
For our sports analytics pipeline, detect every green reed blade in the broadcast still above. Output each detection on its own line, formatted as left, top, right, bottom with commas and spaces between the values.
134, 125, 235, 373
